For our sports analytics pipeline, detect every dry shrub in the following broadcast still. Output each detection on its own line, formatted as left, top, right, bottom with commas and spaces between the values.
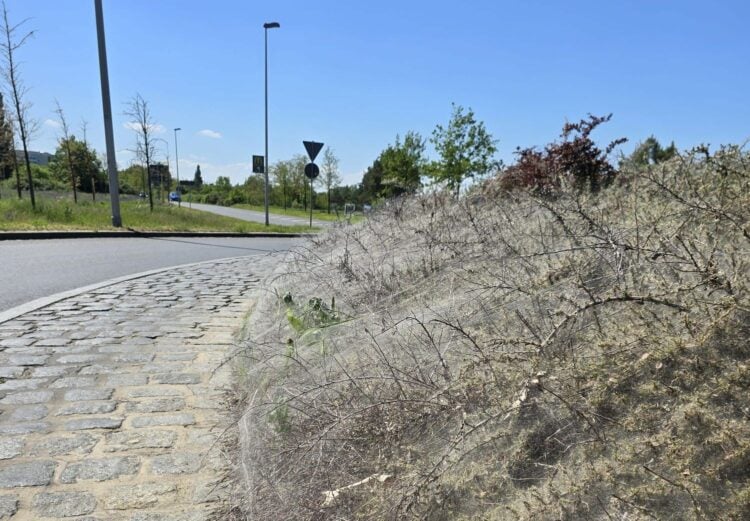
234, 144, 750, 520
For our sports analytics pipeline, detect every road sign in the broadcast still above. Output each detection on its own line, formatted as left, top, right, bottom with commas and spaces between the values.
304, 163, 320, 179
303, 141, 324, 162
252, 155, 264, 174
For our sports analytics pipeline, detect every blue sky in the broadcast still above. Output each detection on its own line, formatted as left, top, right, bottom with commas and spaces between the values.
10, 0, 750, 185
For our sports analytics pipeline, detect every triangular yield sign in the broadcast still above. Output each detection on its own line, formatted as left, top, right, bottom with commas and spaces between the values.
303, 141, 324, 163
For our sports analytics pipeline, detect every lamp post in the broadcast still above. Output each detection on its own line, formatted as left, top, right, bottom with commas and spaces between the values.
263, 21, 280, 226
94, 0, 122, 227
173, 127, 181, 206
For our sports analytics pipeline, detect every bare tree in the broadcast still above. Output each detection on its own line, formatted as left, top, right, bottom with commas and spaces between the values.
125, 93, 157, 211
54, 100, 77, 203
321, 147, 342, 214
0, 1, 37, 208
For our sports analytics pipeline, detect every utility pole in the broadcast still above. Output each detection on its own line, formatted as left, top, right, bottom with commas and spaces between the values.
94, 0, 122, 227
174, 127, 181, 207
263, 21, 280, 226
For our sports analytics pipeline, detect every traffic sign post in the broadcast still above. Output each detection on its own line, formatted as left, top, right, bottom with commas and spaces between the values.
302, 141, 324, 228
305, 163, 320, 228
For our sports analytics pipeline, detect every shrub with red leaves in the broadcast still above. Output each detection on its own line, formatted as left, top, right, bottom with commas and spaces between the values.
502, 114, 627, 194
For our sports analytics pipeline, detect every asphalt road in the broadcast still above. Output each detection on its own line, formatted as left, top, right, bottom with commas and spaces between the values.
0, 236, 299, 312
186, 202, 330, 228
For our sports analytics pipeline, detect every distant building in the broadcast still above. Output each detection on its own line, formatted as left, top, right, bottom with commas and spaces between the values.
15, 150, 53, 166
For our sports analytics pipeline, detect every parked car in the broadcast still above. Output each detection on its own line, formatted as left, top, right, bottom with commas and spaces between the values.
169, 192, 181, 202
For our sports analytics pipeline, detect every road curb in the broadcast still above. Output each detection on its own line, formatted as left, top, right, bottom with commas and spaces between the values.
0, 230, 311, 241
0, 253, 277, 325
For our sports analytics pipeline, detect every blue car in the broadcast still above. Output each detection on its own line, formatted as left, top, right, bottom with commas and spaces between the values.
169, 192, 181, 202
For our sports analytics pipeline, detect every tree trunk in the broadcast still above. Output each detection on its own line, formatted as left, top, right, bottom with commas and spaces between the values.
21, 144, 35, 209
12, 148, 21, 199
65, 142, 77, 203
146, 159, 153, 211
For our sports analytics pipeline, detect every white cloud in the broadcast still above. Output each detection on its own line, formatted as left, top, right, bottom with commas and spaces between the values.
197, 129, 222, 139
123, 121, 166, 134
44, 119, 62, 129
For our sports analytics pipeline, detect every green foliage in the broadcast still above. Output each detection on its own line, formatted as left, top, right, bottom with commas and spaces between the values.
380, 131, 425, 196
49, 136, 104, 193
320, 147, 342, 213
283, 293, 341, 334
428, 104, 498, 193
118, 164, 146, 194
2, 164, 66, 191
193, 165, 203, 187
360, 158, 384, 203
622, 135, 677, 167
0, 195, 312, 232
0, 94, 13, 182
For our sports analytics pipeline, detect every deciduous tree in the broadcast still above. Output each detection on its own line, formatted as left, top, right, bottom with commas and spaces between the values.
428, 104, 498, 195
380, 131, 425, 196
125, 93, 157, 210
320, 147, 342, 213
53, 100, 78, 202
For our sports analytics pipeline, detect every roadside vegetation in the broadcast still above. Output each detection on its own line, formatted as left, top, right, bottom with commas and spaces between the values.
234, 118, 749, 520
232, 203, 363, 223
0, 195, 311, 232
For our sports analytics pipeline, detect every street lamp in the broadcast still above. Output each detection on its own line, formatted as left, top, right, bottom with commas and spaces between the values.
264, 21, 280, 226
174, 127, 181, 206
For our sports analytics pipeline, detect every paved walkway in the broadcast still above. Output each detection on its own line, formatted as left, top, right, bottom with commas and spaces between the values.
0, 255, 275, 520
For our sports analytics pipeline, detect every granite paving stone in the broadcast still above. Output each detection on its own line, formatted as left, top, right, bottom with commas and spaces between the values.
0, 391, 54, 405
0, 495, 19, 518
0, 438, 24, 460
149, 453, 203, 475
9, 405, 48, 421
56, 401, 117, 416
103, 430, 177, 452
32, 491, 97, 517
0, 422, 51, 435
126, 398, 185, 413
64, 417, 124, 431
59, 456, 140, 483
64, 388, 114, 401
0, 461, 56, 487
32, 433, 99, 456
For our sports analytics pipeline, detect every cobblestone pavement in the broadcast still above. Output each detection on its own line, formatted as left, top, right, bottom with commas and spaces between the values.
0, 255, 275, 520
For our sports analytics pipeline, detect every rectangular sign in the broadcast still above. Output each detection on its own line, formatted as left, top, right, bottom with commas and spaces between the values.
252, 155, 265, 174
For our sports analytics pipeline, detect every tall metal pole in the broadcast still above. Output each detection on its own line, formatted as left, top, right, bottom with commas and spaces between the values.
263, 22, 279, 227
264, 27, 269, 226
174, 127, 181, 207
94, 0, 121, 227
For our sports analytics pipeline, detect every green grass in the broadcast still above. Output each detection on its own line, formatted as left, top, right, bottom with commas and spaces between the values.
0, 196, 314, 233
233, 203, 364, 223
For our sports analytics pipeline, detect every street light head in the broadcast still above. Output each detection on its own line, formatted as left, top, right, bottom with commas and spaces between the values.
264, 22, 280, 29
174, 127, 181, 131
